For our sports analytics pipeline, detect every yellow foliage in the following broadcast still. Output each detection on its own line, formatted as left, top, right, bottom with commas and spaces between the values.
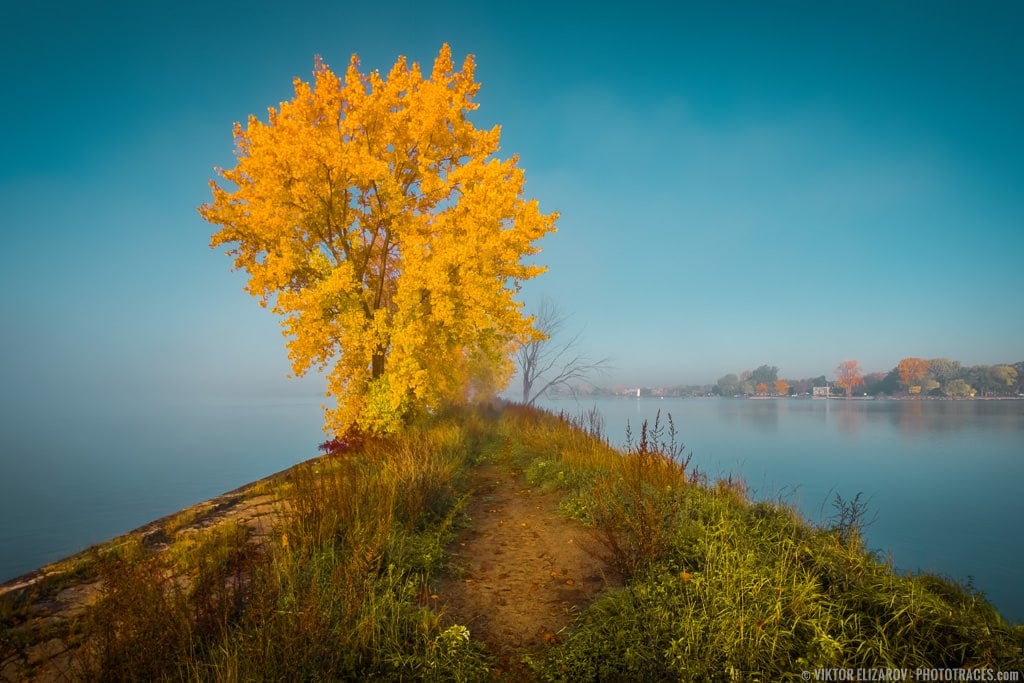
200, 45, 556, 435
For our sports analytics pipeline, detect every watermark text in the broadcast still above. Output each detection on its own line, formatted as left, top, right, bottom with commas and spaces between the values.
802, 669, 1020, 682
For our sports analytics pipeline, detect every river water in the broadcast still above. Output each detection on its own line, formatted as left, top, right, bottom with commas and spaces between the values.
0, 395, 323, 585
540, 397, 1024, 623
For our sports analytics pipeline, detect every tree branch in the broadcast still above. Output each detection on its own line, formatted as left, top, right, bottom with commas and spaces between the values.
516, 298, 611, 405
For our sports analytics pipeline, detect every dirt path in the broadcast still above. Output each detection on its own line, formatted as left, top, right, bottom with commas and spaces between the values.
434, 463, 621, 677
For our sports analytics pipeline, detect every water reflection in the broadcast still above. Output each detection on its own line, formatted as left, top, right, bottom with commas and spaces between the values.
552, 397, 1024, 442
717, 399, 779, 433
884, 399, 1024, 437
834, 402, 865, 438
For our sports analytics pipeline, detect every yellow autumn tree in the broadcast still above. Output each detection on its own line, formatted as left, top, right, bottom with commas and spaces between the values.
200, 45, 557, 436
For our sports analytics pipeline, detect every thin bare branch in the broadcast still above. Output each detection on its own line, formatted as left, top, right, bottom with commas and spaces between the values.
516, 297, 611, 405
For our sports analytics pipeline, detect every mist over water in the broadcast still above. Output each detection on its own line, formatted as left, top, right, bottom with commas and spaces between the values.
542, 397, 1024, 623
0, 394, 323, 583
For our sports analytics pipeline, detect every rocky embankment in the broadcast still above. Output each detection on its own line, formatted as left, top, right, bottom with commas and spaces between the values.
0, 472, 286, 682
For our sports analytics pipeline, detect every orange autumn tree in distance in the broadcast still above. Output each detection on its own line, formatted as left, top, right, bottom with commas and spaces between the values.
200, 45, 557, 436
775, 379, 789, 396
897, 357, 930, 395
835, 359, 864, 397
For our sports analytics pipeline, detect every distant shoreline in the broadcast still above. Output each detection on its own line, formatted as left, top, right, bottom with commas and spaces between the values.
544, 394, 1024, 401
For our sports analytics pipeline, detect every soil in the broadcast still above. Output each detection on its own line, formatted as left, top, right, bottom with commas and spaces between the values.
433, 463, 621, 678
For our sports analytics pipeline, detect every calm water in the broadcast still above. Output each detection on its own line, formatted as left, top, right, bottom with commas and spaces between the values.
542, 397, 1024, 623
0, 395, 323, 584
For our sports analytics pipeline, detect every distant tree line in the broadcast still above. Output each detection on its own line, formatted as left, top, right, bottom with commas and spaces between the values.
541, 359, 1022, 400
714, 365, 800, 397
862, 358, 1021, 398
712, 359, 1022, 398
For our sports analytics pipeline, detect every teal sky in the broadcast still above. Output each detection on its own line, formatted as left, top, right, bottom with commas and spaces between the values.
1, 0, 1021, 403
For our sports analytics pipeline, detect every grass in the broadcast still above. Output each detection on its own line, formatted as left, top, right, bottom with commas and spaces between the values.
3, 402, 1022, 681
500, 406, 1024, 680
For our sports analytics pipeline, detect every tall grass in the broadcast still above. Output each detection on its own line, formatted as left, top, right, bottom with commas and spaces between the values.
586, 412, 696, 579
70, 412, 493, 681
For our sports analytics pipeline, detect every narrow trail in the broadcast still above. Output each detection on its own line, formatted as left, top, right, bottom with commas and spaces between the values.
434, 463, 621, 678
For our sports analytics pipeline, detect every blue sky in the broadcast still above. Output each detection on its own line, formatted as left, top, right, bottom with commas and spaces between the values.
1, 0, 1021, 407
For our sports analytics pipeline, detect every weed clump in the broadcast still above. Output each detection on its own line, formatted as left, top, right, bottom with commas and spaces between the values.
586, 412, 694, 579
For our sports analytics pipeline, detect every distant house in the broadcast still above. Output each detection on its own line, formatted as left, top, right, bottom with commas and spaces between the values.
812, 386, 831, 398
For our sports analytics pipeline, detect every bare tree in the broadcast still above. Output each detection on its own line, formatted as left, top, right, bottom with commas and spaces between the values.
517, 298, 611, 405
